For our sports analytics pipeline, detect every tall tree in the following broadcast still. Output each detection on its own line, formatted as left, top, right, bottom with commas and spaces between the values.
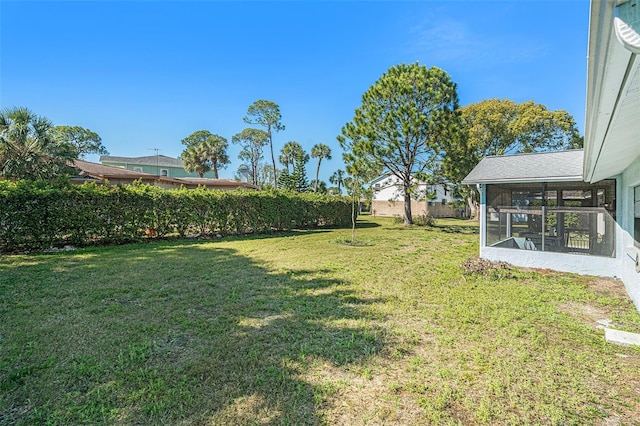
0, 107, 75, 180
280, 141, 307, 169
441, 98, 582, 219
181, 130, 214, 149
339, 63, 460, 225
342, 153, 378, 243
257, 164, 276, 188
278, 153, 291, 172
278, 149, 309, 192
51, 125, 108, 159
311, 179, 328, 194
181, 144, 211, 178
181, 130, 229, 178
232, 128, 269, 186
201, 135, 230, 179
329, 169, 345, 194
311, 143, 332, 192
243, 100, 285, 188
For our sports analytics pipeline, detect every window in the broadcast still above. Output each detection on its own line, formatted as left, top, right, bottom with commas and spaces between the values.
161, 169, 168, 177
133, 167, 143, 172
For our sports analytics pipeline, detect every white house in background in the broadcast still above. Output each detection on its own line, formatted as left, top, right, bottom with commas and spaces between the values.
463, 0, 640, 311
370, 173, 463, 218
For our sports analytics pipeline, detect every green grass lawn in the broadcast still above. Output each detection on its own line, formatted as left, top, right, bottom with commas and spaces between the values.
2, 217, 640, 425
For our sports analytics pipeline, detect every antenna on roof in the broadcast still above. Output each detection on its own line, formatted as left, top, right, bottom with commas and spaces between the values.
149, 148, 161, 176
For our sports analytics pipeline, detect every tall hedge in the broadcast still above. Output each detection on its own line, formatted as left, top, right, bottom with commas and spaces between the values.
0, 180, 351, 252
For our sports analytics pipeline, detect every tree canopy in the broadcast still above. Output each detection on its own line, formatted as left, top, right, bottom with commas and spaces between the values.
329, 169, 345, 194
51, 125, 108, 159
232, 128, 269, 186
278, 143, 309, 192
243, 100, 285, 188
441, 98, 582, 219
0, 107, 75, 180
280, 141, 307, 170
181, 130, 229, 179
181, 144, 211, 178
339, 63, 460, 225
311, 143, 332, 192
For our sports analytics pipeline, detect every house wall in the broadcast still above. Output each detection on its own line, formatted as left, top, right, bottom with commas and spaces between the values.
371, 200, 460, 218
372, 200, 428, 217
101, 162, 216, 179
618, 156, 640, 309
371, 176, 460, 218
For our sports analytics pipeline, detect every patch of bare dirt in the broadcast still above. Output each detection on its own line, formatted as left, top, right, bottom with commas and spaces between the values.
559, 301, 611, 326
586, 277, 631, 299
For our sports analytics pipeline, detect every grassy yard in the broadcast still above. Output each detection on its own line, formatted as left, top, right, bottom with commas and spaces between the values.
1, 216, 640, 425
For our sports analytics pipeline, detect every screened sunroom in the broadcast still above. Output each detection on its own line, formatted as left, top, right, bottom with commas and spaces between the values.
463, 150, 620, 277
485, 180, 616, 257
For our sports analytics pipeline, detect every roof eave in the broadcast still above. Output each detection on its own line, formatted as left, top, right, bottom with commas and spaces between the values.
462, 176, 585, 185
584, 0, 639, 183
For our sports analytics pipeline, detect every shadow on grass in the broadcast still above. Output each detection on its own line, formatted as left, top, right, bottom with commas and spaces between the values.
0, 242, 386, 424
353, 220, 381, 229
434, 223, 479, 234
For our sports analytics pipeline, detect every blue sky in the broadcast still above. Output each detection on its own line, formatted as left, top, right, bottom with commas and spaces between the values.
1, 1, 590, 183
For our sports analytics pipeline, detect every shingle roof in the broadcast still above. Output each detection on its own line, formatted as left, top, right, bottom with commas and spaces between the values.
73, 159, 159, 178
100, 155, 184, 167
177, 178, 259, 189
72, 160, 259, 189
462, 150, 584, 185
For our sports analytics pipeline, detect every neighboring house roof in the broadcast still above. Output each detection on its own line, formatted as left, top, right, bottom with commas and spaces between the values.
369, 173, 450, 186
100, 155, 185, 168
583, 0, 640, 183
72, 160, 258, 190
369, 173, 395, 186
462, 150, 584, 185
176, 178, 258, 189
73, 159, 159, 179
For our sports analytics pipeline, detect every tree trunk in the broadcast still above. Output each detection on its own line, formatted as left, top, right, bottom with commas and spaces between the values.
269, 128, 277, 187
251, 161, 258, 186
351, 197, 356, 243
351, 175, 359, 243
314, 160, 321, 192
468, 196, 479, 222
404, 190, 412, 226
213, 162, 219, 179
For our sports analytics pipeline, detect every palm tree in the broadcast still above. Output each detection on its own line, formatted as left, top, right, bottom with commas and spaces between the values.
201, 135, 230, 179
0, 107, 74, 180
329, 169, 345, 194
311, 143, 332, 192
243, 100, 285, 188
278, 153, 291, 172
181, 144, 211, 178
280, 141, 306, 170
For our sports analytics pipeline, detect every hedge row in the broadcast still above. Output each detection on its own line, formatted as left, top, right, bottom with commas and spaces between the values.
0, 180, 352, 252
